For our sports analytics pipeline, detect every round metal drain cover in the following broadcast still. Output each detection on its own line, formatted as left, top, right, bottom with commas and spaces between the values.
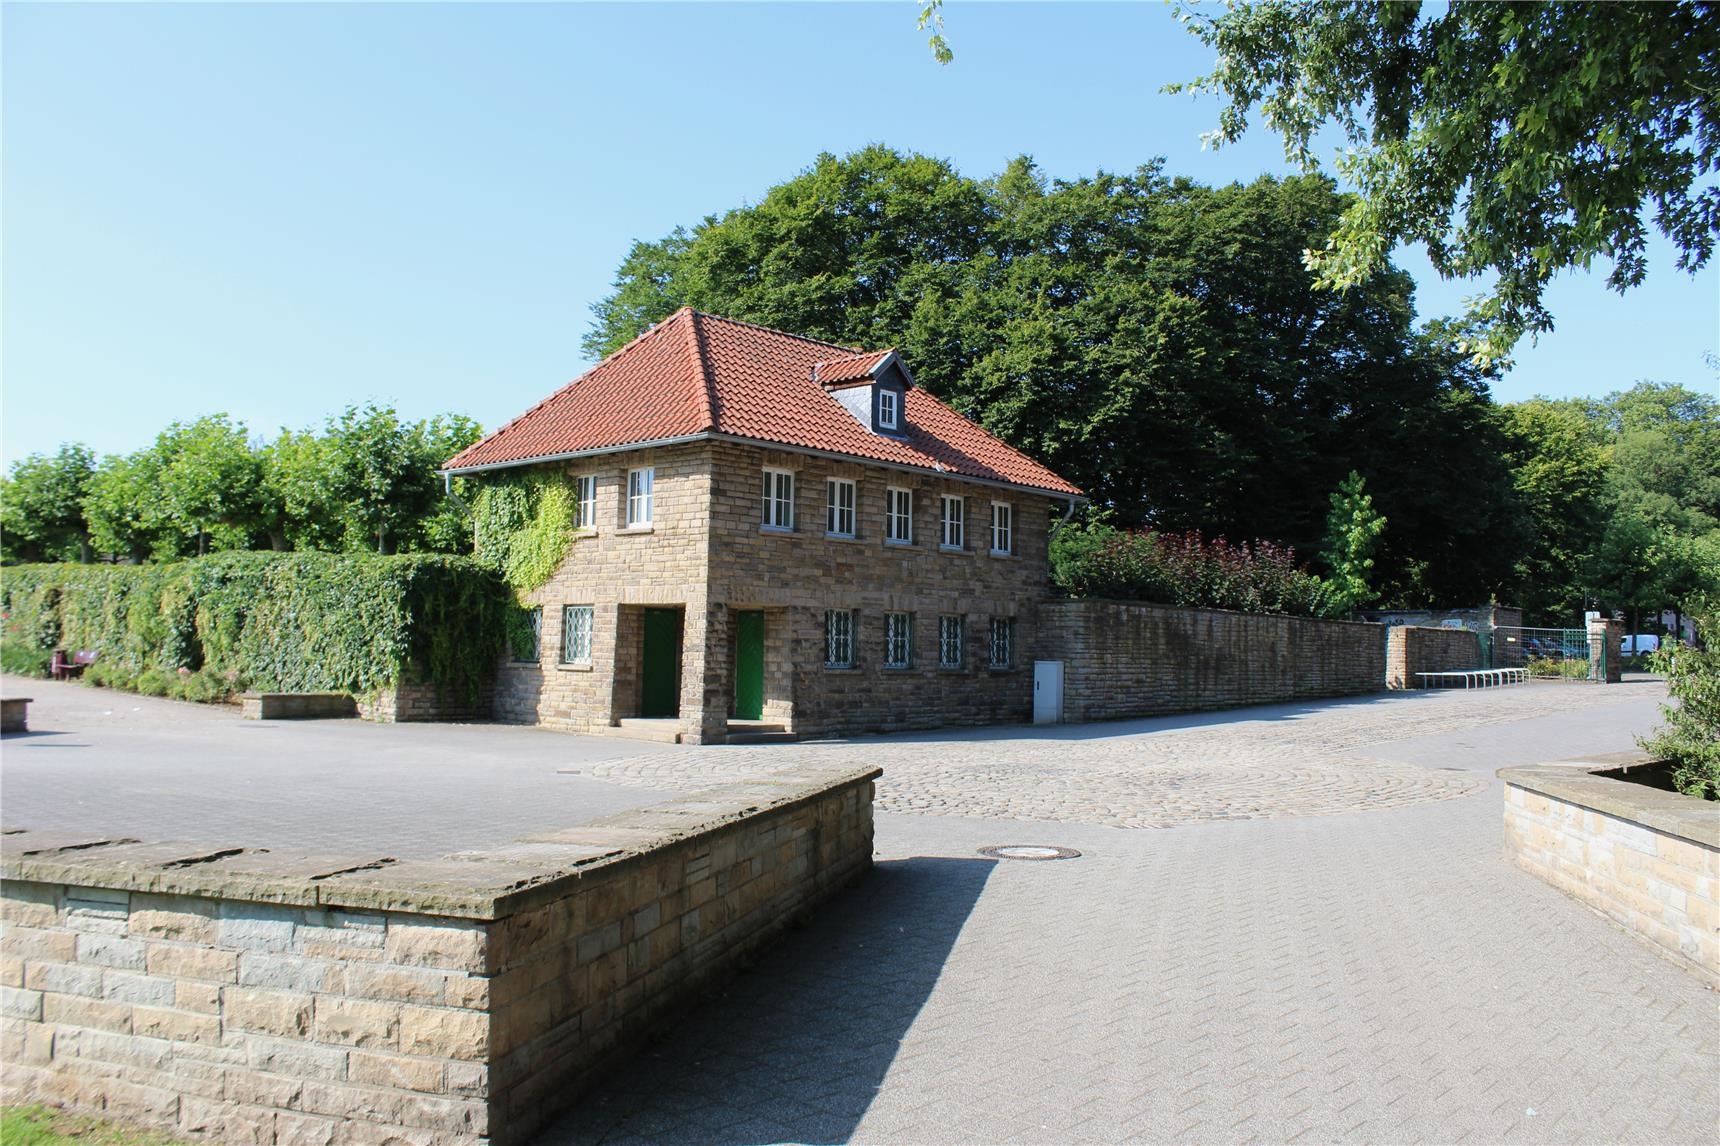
979, 845, 1082, 861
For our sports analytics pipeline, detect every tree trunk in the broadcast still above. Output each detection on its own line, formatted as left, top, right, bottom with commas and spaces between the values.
268, 531, 289, 552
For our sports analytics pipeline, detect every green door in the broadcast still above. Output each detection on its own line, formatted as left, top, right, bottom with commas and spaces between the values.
641, 608, 682, 717
734, 611, 765, 720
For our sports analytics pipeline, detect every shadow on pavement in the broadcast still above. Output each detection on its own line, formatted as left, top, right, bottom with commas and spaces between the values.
539, 855, 997, 1145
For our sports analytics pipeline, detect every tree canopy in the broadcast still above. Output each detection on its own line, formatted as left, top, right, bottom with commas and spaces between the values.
1170, 0, 1719, 362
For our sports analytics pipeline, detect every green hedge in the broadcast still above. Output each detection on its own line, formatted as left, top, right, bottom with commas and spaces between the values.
0, 552, 507, 699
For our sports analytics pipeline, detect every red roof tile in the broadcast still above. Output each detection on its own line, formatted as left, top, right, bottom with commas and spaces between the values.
445, 309, 1082, 497
812, 349, 892, 386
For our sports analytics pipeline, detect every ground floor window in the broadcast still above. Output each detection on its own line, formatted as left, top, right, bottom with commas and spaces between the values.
884, 612, 913, 668
510, 607, 542, 663
561, 605, 594, 666
938, 614, 964, 668
989, 616, 1014, 669
825, 609, 855, 668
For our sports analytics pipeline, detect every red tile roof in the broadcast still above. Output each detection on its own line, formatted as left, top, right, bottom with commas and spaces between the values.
812, 349, 892, 386
445, 309, 1082, 497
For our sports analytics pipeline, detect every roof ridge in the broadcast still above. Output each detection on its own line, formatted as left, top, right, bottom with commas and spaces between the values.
690, 310, 866, 355
684, 309, 717, 431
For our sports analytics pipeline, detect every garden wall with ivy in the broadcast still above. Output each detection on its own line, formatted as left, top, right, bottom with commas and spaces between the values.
0, 552, 507, 701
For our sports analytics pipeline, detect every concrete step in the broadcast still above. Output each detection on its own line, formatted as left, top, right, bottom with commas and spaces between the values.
726, 720, 798, 745
599, 719, 683, 744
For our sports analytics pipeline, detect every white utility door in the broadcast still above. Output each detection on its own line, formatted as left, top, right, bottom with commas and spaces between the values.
1032, 660, 1064, 724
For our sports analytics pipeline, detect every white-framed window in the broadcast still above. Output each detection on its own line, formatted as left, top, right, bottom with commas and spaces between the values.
991, 501, 1013, 555
940, 495, 965, 550
762, 468, 795, 530
560, 605, 594, 666
626, 467, 654, 527
878, 388, 899, 430
884, 612, 913, 668
572, 475, 597, 530
989, 616, 1014, 669
885, 487, 913, 543
938, 614, 963, 669
824, 610, 855, 668
510, 607, 542, 663
826, 478, 856, 538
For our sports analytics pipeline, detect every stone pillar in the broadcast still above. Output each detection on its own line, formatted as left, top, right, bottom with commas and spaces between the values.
682, 599, 727, 744
1587, 617, 1624, 683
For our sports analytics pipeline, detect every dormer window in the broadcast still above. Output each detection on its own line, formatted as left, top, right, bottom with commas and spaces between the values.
878, 389, 899, 430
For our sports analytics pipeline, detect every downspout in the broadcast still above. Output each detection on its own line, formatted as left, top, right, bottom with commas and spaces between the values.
1048, 496, 1078, 542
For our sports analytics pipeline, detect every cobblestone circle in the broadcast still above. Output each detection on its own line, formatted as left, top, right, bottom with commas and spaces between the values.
583, 684, 1655, 827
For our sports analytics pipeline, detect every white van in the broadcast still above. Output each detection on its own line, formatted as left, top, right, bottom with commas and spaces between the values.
1620, 634, 1660, 656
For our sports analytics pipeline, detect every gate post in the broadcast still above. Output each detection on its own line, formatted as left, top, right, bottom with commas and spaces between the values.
1586, 617, 1624, 683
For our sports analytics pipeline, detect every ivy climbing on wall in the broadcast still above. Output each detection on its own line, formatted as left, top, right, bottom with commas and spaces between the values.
471, 471, 576, 594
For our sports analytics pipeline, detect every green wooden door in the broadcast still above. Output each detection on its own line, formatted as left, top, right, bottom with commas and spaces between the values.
641, 608, 682, 717
734, 611, 765, 720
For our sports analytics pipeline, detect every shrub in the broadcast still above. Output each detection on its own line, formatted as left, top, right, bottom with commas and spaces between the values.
1639, 611, 1720, 800
1050, 522, 1339, 618
0, 639, 50, 678
134, 669, 172, 697
1, 552, 507, 703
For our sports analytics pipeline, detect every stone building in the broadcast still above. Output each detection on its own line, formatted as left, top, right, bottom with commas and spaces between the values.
443, 309, 1084, 744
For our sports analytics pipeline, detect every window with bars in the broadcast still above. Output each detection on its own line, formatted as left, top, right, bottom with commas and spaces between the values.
826, 478, 856, 537
762, 468, 795, 530
885, 487, 912, 543
561, 605, 594, 666
824, 610, 855, 668
938, 614, 964, 669
884, 612, 912, 668
940, 496, 965, 549
988, 616, 1014, 669
991, 501, 1013, 554
626, 468, 654, 527
509, 607, 542, 663
572, 475, 597, 530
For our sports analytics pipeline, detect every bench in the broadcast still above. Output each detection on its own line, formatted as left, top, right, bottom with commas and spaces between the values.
1415, 668, 1529, 689
1, 696, 30, 733
50, 649, 97, 681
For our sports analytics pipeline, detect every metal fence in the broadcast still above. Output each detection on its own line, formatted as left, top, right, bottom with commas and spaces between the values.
1483, 626, 1605, 682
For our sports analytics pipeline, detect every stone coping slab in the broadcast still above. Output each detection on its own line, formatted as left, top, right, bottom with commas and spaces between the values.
1, 763, 881, 920
1499, 753, 1719, 849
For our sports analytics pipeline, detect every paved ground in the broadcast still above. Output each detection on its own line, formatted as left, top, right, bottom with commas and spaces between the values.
4, 675, 1715, 1143
0, 676, 677, 859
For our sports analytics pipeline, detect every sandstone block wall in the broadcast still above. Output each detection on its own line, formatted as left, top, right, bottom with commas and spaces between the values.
241, 693, 357, 720
1502, 762, 1717, 983
358, 682, 494, 725
1386, 626, 1484, 689
1, 768, 878, 1144
1034, 600, 1386, 723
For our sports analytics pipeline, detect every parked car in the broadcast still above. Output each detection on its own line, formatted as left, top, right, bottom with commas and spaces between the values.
1620, 634, 1661, 656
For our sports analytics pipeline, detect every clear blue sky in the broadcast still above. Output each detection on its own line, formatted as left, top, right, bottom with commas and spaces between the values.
4, 2, 1716, 468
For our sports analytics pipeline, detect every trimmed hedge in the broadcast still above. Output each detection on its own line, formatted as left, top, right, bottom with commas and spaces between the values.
0, 552, 507, 699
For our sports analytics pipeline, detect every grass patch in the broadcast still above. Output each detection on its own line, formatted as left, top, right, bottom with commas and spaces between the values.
0, 1105, 186, 1145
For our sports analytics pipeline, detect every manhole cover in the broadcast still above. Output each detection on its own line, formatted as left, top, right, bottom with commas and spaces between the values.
979, 845, 1082, 861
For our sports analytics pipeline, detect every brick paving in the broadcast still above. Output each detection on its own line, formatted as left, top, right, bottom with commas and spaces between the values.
549, 680, 1720, 1145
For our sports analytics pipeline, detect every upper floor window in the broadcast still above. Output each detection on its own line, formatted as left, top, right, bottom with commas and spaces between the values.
989, 616, 1014, 670
884, 612, 913, 668
824, 609, 855, 668
938, 614, 964, 669
991, 501, 1013, 555
940, 496, 965, 550
762, 468, 795, 531
885, 487, 913, 544
878, 389, 899, 430
827, 478, 856, 538
561, 605, 594, 666
572, 475, 597, 530
626, 468, 654, 527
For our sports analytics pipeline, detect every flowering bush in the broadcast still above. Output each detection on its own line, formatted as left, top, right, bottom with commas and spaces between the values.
1050, 522, 1339, 618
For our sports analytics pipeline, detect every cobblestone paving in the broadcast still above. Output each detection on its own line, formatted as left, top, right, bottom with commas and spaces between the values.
549, 682, 1719, 1146
578, 684, 1654, 828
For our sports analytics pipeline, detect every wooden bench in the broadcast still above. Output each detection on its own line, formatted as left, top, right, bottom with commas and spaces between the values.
1, 696, 31, 733
50, 649, 97, 681
1415, 668, 1529, 689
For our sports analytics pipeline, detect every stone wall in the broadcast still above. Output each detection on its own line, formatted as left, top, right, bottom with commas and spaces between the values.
358, 682, 494, 725
1386, 626, 1484, 689
1, 767, 878, 1144
1033, 600, 1386, 723
1502, 759, 1717, 984
701, 441, 1060, 738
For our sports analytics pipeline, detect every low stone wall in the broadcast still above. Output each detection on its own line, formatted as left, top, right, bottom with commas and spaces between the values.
1, 766, 877, 1144
241, 692, 358, 720
1034, 600, 1385, 723
1386, 626, 1483, 689
357, 682, 494, 724
1501, 756, 1717, 983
